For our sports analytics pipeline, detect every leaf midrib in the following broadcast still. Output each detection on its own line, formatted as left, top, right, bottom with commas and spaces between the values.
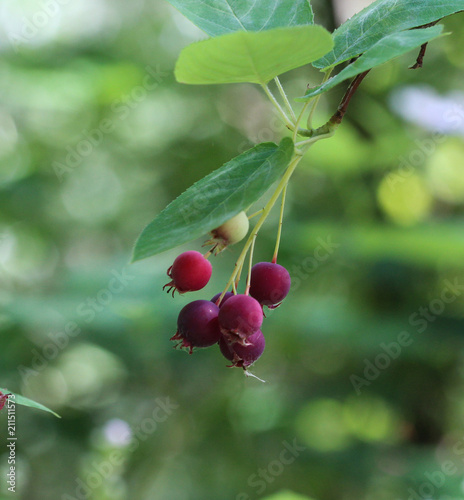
330, 0, 399, 67
240, 33, 264, 83
223, 0, 247, 31
185, 147, 281, 225
139, 146, 281, 254
207, 150, 279, 217
224, 0, 283, 33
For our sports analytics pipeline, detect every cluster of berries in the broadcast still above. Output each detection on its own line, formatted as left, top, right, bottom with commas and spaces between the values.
165, 247, 291, 373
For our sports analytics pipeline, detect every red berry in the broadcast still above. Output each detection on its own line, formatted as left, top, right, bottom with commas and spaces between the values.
249, 262, 291, 307
171, 300, 221, 353
219, 330, 265, 368
218, 294, 263, 343
0, 391, 11, 411
210, 291, 234, 307
163, 251, 212, 295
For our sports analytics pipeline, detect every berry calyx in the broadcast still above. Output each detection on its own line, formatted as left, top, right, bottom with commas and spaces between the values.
211, 291, 235, 307
163, 250, 212, 295
249, 262, 291, 307
207, 211, 249, 253
218, 294, 263, 343
219, 329, 265, 368
171, 300, 221, 353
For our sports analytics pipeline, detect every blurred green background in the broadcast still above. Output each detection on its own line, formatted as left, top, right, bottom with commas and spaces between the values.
1, 1, 464, 499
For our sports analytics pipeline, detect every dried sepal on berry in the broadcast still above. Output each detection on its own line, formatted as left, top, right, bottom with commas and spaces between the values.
219, 329, 265, 368
218, 294, 263, 345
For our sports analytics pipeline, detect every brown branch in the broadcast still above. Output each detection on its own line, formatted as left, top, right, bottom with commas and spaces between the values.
323, 19, 442, 130
329, 70, 370, 125
410, 20, 440, 69
410, 42, 429, 69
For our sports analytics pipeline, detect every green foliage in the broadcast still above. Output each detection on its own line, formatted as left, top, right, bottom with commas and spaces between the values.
314, 0, 464, 70
300, 25, 446, 100
132, 138, 294, 261
175, 25, 333, 85
3, 0, 464, 499
1, 388, 60, 418
165, 0, 314, 36
262, 492, 316, 500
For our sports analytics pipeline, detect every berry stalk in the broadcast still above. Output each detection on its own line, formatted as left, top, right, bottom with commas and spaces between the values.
247, 209, 264, 220
272, 183, 287, 264
245, 232, 257, 295
305, 68, 333, 131
218, 152, 303, 302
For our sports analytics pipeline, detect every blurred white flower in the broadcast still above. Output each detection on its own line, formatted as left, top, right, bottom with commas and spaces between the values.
390, 85, 464, 136
103, 418, 132, 447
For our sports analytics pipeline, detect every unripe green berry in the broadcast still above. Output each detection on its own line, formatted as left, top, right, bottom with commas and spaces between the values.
209, 211, 249, 252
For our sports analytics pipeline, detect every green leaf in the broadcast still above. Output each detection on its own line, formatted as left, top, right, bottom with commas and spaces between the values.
1, 388, 61, 418
175, 25, 333, 85
165, 0, 314, 36
132, 138, 294, 261
313, 0, 464, 70
300, 25, 446, 101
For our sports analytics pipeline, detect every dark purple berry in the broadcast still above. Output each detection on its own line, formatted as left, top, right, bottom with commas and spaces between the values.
218, 294, 263, 343
219, 329, 265, 368
163, 251, 212, 295
249, 262, 291, 307
171, 300, 221, 353
211, 291, 235, 307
